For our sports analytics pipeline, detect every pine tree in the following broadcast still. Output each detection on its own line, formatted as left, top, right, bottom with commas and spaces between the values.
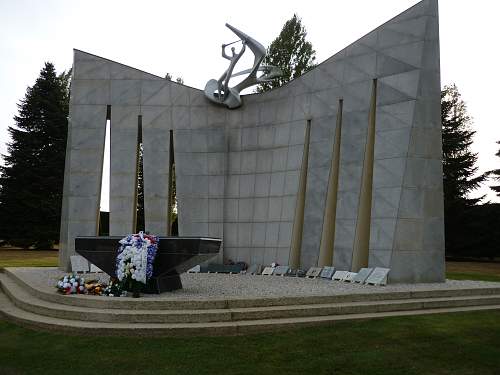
487, 141, 500, 197
441, 84, 486, 255
257, 14, 316, 92
0, 63, 70, 248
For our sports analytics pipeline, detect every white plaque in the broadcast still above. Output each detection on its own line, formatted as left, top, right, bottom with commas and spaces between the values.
261, 266, 275, 276
305, 267, 322, 278
320, 266, 336, 279
332, 270, 349, 281
352, 268, 373, 283
90, 263, 103, 273
70, 255, 89, 273
365, 267, 390, 285
187, 265, 201, 273
343, 272, 357, 282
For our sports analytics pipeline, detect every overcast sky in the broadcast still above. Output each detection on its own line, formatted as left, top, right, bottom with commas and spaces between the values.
1, 0, 499, 207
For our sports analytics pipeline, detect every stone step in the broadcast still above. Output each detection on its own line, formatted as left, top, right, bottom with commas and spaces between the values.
0, 273, 230, 323
5, 267, 500, 311
1, 289, 500, 337
2, 272, 500, 324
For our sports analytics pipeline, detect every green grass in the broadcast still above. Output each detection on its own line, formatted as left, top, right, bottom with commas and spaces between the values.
446, 272, 500, 282
0, 257, 58, 268
1, 311, 500, 374
0, 249, 58, 268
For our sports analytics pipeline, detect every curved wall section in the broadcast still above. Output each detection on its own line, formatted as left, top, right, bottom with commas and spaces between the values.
60, 0, 444, 283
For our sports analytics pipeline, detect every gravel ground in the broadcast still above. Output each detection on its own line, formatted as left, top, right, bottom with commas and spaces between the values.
8, 267, 500, 300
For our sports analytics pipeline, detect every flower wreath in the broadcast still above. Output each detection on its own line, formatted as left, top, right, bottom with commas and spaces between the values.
116, 231, 158, 285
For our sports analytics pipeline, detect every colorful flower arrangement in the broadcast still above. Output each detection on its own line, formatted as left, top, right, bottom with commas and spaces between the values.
56, 274, 86, 295
56, 275, 107, 295
116, 231, 158, 296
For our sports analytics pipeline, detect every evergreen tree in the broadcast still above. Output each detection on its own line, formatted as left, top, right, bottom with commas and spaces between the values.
257, 14, 316, 92
487, 141, 500, 197
441, 84, 486, 255
0, 62, 70, 248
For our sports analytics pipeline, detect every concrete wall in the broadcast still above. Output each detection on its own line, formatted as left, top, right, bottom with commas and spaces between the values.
60, 0, 444, 283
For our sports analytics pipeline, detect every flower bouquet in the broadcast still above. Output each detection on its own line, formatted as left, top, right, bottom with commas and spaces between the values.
56, 274, 86, 295
84, 280, 106, 295
116, 231, 158, 298
102, 278, 125, 297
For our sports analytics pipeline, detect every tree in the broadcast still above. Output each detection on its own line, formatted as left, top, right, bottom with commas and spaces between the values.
165, 73, 184, 85
257, 14, 316, 92
0, 62, 70, 248
487, 141, 500, 197
441, 84, 486, 256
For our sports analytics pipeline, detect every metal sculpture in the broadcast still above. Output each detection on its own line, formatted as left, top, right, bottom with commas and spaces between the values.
204, 23, 282, 109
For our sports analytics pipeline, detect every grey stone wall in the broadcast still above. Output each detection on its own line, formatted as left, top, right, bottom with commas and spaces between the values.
60, 0, 444, 282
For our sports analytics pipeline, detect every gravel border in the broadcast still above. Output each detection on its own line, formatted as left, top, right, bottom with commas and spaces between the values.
7, 267, 500, 300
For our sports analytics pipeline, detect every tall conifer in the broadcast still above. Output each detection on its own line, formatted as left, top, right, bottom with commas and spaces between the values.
487, 141, 500, 197
0, 63, 69, 248
257, 14, 316, 92
441, 84, 486, 255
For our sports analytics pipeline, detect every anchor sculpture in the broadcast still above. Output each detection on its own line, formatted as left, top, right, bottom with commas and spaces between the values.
204, 23, 282, 109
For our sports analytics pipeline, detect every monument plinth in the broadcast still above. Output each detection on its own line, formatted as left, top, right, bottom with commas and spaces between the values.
75, 236, 221, 292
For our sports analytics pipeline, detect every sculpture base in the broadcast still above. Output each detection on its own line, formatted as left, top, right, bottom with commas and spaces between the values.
74, 236, 221, 293
143, 271, 183, 293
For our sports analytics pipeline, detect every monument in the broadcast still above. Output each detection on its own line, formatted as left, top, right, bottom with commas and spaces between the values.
59, 0, 444, 283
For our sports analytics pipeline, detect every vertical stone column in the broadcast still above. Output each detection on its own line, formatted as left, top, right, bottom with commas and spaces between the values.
109, 106, 141, 236
141, 80, 172, 236
318, 99, 343, 267
351, 80, 377, 272
289, 120, 311, 269
58, 104, 108, 270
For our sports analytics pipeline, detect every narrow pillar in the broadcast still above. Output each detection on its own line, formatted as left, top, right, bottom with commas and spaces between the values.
133, 115, 143, 232
318, 99, 343, 267
167, 129, 175, 235
351, 79, 377, 272
289, 120, 311, 269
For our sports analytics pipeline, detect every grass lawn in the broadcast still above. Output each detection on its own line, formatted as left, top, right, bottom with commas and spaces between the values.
0, 311, 499, 374
446, 261, 500, 282
1, 252, 500, 373
0, 248, 58, 268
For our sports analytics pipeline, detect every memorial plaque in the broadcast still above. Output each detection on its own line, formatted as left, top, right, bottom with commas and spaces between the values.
352, 268, 373, 283
343, 272, 357, 282
365, 267, 390, 286
70, 255, 89, 273
274, 266, 290, 276
332, 270, 349, 281
187, 265, 201, 273
261, 266, 275, 276
90, 263, 103, 273
305, 267, 322, 278
320, 266, 336, 279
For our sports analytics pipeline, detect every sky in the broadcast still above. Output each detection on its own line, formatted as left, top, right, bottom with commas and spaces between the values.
0, 0, 499, 209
